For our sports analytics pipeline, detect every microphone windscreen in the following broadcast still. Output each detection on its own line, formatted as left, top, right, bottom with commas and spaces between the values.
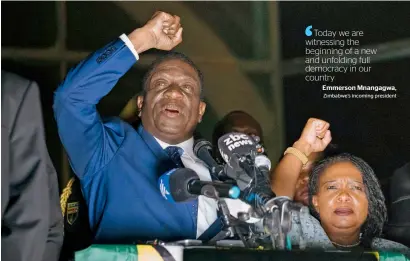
193, 139, 212, 157
158, 168, 199, 203
217, 132, 257, 163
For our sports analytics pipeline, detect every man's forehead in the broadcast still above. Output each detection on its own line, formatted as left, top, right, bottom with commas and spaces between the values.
152, 59, 198, 76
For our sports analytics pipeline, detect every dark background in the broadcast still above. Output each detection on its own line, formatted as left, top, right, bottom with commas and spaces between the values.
2, 1, 409, 190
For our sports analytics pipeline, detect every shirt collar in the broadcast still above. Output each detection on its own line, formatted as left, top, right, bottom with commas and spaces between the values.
154, 136, 197, 163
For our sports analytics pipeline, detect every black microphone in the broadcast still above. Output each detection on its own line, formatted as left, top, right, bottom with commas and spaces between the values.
193, 139, 229, 181
218, 132, 256, 162
218, 132, 271, 174
217, 132, 258, 189
158, 168, 240, 203
217, 133, 275, 209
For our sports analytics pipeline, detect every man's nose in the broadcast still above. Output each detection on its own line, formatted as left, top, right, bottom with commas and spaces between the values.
164, 84, 183, 99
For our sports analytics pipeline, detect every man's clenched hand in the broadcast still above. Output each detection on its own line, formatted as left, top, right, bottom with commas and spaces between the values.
128, 11, 183, 54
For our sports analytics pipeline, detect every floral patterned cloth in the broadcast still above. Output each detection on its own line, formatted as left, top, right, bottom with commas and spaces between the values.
287, 207, 410, 257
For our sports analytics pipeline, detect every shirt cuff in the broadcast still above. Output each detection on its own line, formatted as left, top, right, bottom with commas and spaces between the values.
119, 33, 139, 61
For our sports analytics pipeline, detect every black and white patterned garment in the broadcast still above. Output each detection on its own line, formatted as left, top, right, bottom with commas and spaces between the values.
287, 207, 410, 257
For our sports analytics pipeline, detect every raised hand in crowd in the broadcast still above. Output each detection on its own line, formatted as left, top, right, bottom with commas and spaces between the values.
128, 11, 183, 54
270, 118, 332, 199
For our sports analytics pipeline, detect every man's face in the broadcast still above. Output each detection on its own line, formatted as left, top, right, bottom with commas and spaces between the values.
137, 59, 206, 144
294, 152, 322, 206
229, 114, 262, 139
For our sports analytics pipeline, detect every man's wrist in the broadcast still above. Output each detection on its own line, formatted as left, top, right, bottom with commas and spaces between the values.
292, 140, 313, 157
127, 28, 155, 54
120, 34, 139, 60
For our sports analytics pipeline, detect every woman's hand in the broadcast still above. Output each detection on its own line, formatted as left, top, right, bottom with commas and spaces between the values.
293, 118, 332, 156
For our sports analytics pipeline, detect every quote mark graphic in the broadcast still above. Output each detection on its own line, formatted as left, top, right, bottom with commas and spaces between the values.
305, 25, 313, 36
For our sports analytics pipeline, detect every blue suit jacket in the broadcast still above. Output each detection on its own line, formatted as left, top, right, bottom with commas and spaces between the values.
54, 38, 202, 243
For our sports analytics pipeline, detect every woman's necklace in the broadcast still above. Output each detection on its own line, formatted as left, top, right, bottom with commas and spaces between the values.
331, 240, 361, 248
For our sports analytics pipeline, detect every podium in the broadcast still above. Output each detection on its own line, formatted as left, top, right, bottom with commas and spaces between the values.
75, 244, 409, 261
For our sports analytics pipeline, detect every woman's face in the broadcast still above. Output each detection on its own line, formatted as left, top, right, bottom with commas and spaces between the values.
312, 162, 368, 235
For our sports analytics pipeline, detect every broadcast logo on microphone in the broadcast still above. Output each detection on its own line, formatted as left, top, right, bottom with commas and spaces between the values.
219, 133, 255, 163
160, 179, 170, 199
158, 169, 174, 202
223, 133, 254, 151
158, 168, 240, 202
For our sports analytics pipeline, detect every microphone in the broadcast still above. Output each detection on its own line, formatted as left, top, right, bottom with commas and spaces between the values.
217, 132, 275, 210
217, 132, 267, 188
158, 168, 241, 203
218, 132, 271, 173
255, 154, 272, 180
218, 132, 257, 163
193, 139, 227, 180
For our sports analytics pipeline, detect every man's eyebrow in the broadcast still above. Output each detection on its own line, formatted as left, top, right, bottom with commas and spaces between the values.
151, 72, 198, 82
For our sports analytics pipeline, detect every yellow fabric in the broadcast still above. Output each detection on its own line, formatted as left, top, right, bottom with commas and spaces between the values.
60, 177, 75, 216
371, 252, 380, 260
136, 245, 164, 261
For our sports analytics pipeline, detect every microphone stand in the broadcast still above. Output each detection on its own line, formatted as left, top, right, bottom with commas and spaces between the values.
263, 197, 291, 250
263, 204, 282, 250
263, 196, 309, 250
204, 185, 251, 247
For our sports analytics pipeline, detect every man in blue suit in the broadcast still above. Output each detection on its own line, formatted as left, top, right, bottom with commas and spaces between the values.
54, 11, 249, 244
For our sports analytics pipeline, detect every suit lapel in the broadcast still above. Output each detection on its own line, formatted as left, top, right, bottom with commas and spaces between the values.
137, 123, 175, 174
137, 123, 198, 238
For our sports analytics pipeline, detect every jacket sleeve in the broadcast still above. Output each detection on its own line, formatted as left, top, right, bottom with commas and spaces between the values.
53, 37, 137, 180
42, 151, 64, 261
1, 79, 50, 261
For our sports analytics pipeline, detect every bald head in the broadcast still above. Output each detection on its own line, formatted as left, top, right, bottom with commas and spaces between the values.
222, 111, 263, 139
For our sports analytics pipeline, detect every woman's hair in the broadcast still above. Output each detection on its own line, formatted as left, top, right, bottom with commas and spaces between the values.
308, 153, 387, 247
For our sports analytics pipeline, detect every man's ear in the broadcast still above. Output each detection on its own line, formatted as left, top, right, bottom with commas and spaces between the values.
198, 101, 206, 123
312, 195, 319, 214
137, 96, 144, 117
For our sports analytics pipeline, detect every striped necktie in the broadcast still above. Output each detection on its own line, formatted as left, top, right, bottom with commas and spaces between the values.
164, 146, 184, 168
164, 145, 198, 237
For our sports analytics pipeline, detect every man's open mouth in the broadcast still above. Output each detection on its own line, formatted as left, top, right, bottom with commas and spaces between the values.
297, 186, 308, 199
162, 104, 182, 117
165, 108, 179, 113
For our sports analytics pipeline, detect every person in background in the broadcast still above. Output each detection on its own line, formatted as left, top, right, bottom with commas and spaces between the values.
384, 162, 410, 247
293, 144, 340, 206
212, 110, 264, 164
1, 71, 63, 261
